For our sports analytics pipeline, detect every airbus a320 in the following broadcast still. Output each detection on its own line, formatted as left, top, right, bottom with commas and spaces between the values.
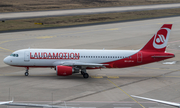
3, 24, 175, 78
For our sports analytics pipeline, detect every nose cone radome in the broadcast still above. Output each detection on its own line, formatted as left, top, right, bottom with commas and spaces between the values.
3, 57, 9, 65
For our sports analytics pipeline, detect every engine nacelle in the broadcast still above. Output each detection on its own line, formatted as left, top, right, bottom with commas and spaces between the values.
56, 65, 73, 76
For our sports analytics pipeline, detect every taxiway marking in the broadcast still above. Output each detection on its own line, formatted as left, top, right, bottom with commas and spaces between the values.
107, 76, 119, 79
107, 79, 145, 108
91, 76, 103, 78
106, 28, 119, 31
36, 36, 56, 39
0, 47, 14, 52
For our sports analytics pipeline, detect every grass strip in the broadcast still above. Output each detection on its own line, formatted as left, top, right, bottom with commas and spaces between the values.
1, 8, 180, 31
1, 0, 180, 12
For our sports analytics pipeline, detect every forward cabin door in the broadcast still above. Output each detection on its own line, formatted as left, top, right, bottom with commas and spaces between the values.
137, 52, 142, 63
24, 51, 30, 62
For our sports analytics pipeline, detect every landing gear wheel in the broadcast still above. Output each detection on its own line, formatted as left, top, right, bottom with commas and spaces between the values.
83, 73, 89, 79
25, 67, 29, 76
81, 71, 85, 75
25, 72, 29, 76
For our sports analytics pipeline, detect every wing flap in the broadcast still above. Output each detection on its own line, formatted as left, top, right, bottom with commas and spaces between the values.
53, 61, 108, 68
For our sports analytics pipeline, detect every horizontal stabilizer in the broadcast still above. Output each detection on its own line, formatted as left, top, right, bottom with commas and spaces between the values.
151, 55, 175, 58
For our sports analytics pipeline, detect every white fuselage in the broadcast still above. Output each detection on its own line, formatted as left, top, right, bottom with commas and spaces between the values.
4, 49, 138, 67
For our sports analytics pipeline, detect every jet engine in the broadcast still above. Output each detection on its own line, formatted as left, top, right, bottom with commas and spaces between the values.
56, 65, 79, 76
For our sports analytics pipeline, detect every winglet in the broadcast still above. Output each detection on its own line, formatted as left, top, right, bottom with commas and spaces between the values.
11, 97, 14, 103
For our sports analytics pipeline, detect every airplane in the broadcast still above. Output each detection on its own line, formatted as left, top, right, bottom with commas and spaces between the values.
3, 24, 175, 78
131, 95, 180, 108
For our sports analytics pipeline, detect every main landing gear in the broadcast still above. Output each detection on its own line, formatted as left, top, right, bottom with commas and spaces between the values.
81, 68, 89, 79
25, 67, 29, 76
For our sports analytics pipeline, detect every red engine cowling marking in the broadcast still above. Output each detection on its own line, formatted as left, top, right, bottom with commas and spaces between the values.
56, 65, 73, 76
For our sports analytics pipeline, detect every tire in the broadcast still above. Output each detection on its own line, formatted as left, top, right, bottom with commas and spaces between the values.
81, 71, 85, 75
25, 72, 29, 76
83, 73, 89, 79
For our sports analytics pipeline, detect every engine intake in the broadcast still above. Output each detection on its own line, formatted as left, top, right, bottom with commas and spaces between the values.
56, 65, 79, 76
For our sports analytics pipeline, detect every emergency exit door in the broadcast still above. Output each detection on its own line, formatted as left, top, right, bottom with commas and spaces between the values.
137, 52, 142, 63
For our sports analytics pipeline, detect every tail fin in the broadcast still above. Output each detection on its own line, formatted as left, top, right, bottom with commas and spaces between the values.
141, 24, 172, 52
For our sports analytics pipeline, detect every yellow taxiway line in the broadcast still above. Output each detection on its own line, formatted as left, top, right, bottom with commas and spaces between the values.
0, 47, 14, 52
107, 78, 145, 108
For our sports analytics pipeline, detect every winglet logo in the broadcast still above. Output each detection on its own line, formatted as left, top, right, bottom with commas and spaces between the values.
153, 28, 170, 49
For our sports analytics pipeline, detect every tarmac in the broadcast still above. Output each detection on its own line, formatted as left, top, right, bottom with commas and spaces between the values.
0, 16, 180, 108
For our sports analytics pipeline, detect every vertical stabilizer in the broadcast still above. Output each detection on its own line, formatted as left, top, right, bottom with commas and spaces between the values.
141, 24, 172, 52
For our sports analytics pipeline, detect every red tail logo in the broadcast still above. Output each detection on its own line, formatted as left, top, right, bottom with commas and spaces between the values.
153, 28, 170, 49
141, 24, 172, 52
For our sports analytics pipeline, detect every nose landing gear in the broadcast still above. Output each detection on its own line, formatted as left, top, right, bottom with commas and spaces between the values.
25, 67, 29, 76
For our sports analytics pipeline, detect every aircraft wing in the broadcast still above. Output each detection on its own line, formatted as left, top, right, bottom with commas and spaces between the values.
0, 98, 69, 108
0, 100, 13, 105
131, 95, 180, 107
3, 103, 68, 108
53, 61, 108, 68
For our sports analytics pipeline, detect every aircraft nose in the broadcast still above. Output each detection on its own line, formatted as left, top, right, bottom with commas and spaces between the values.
3, 57, 9, 64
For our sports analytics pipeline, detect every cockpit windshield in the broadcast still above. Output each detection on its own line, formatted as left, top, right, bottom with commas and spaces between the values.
10, 54, 18, 57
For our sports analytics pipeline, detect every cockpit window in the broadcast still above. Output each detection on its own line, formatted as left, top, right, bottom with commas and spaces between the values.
10, 54, 19, 57
15, 54, 18, 57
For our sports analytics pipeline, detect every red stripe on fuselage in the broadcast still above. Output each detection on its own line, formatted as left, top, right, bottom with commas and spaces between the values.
103, 51, 174, 68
